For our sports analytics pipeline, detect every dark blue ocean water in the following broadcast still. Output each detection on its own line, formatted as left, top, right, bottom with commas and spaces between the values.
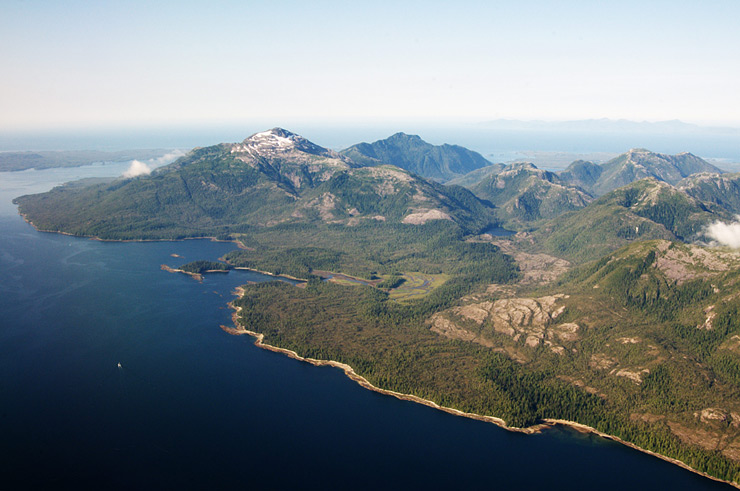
0, 166, 732, 489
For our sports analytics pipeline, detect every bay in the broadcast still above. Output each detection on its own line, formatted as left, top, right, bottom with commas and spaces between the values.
0, 165, 730, 489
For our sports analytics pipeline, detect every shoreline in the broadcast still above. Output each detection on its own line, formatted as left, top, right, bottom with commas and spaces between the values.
20, 211, 338, 286
224, 287, 739, 489
161, 264, 202, 281
17, 211, 240, 245
15, 211, 740, 487
21, 211, 323, 285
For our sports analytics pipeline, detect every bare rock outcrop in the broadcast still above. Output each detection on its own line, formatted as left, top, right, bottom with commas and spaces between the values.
429, 294, 578, 354
402, 209, 453, 225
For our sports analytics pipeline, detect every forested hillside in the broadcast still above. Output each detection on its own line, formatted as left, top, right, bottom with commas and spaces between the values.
14, 129, 740, 485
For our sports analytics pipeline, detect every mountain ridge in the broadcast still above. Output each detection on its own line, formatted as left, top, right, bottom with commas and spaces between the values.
341, 132, 491, 182
467, 162, 592, 225
13, 128, 497, 239
526, 177, 730, 262
590, 149, 723, 196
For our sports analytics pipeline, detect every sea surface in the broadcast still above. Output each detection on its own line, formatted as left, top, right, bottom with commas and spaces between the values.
0, 164, 732, 489
3, 122, 740, 167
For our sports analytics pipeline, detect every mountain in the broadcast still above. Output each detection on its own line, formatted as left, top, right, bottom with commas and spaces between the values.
591, 149, 723, 196
532, 178, 729, 262
445, 163, 505, 188
14, 128, 497, 239
451, 149, 721, 211
558, 160, 603, 191
464, 162, 592, 225
340, 132, 491, 182
429, 237, 740, 470
679, 172, 740, 215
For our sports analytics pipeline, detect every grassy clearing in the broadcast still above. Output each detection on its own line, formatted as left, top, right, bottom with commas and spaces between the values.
318, 270, 448, 302
388, 272, 449, 302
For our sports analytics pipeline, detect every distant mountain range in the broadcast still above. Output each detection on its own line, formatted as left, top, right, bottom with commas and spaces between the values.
341, 132, 491, 182
478, 118, 740, 135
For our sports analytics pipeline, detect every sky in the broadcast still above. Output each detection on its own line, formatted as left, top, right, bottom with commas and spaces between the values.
1, 0, 740, 131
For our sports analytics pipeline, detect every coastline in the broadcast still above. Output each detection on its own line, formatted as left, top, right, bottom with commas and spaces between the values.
17, 211, 240, 245
161, 264, 205, 281
19, 212, 308, 284
224, 287, 739, 490
16, 211, 740, 487
163, 264, 305, 284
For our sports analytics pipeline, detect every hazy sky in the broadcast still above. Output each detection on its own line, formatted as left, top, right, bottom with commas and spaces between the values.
2, 0, 739, 130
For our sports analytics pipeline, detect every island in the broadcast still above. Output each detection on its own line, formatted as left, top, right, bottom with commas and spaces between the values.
13, 129, 740, 487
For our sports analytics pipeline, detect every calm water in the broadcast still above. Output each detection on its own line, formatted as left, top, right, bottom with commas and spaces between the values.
2, 123, 740, 164
482, 225, 517, 237
0, 165, 731, 489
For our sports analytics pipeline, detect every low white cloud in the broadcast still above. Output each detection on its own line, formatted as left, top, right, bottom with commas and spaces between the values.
122, 160, 152, 178
706, 217, 740, 248
151, 149, 186, 166
121, 150, 185, 178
